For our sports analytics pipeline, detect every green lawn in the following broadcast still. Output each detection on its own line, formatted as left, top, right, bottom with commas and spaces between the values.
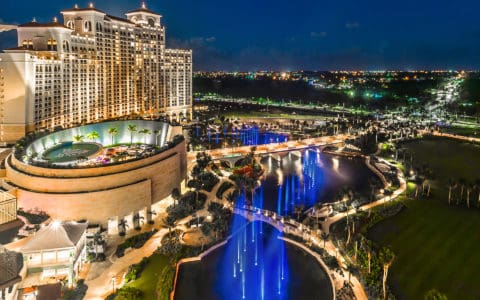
441, 126, 480, 138
125, 254, 169, 300
368, 137, 480, 299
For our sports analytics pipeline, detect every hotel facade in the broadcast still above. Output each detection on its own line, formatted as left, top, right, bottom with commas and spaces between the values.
0, 3, 192, 144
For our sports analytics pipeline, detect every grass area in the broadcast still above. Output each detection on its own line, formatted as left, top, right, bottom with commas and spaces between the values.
368, 137, 480, 299
124, 254, 169, 300
441, 126, 480, 138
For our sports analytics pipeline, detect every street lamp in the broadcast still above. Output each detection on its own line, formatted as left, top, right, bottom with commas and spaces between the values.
112, 276, 116, 294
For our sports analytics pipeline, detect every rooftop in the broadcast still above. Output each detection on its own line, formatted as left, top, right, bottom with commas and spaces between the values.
21, 221, 88, 252
18, 21, 71, 30
126, 2, 159, 15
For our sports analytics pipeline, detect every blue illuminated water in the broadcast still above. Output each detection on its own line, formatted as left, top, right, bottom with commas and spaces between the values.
259, 149, 378, 215
174, 150, 376, 300
196, 125, 288, 147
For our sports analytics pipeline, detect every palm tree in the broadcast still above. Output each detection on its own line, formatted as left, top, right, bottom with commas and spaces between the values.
466, 182, 474, 208
147, 209, 156, 224
133, 213, 144, 230
294, 204, 305, 221
118, 218, 129, 236
171, 188, 180, 208
127, 124, 137, 145
447, 178, 456, 206
163, 215, 176, 236
475, 179, 480, 208
73, 135, 84, 143
153, 129, 160, 146
379, 247, 395, 300
139, 128, 151, 144
424, 289, 448, 300
345, 263, 357, 283
87, 131, 100, 143
320, 232, 328, 248
107, 127, 118, 145
458, 178, 467, 205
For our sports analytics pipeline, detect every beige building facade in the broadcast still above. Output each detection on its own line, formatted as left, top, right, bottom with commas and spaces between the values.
0, 3, 192, 144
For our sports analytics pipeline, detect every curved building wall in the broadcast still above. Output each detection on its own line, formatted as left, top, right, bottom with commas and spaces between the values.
26, 120, 171, 156
6, 137, 187, 225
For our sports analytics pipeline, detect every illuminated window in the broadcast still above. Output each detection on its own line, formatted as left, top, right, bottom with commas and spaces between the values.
47, 39, 57, 51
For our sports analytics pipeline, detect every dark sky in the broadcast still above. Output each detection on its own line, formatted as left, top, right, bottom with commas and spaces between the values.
1, 0, 480, 71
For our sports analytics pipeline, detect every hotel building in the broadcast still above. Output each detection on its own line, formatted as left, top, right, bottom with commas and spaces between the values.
0, 3, 192, 144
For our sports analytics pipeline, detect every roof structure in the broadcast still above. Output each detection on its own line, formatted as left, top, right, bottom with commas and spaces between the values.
21, 221, 87, 252
0, 246, 23, 289
105, 15, 135, 25
126, 2, 159, 15
18, 21, 71, 30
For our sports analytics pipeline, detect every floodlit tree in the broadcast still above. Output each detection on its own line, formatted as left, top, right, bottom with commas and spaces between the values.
139, 128, 151, 144
73, 135, 84, 143
127, 124, 137, 145
424, 289, 448, 300
108, 127, 118, 145
87, 131, 100, 143
379, 247, 395, 300
320, 232, 329, 248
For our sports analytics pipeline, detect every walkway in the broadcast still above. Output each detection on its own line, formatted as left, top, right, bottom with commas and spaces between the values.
232, 204, 366, 300
84, 228, 168, 300
322, 158, 407, 234
188, 134, 352, 161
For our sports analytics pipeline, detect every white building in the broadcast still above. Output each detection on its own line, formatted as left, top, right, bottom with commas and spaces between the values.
0, 3, 192, 144
21, 221, 88, 287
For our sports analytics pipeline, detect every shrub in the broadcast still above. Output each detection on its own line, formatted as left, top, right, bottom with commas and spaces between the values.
115, 286, 143, 300
116, 230, 158, 257
124, 257, 149, 283
156, 265, 175, 300
216, 181, 234, 199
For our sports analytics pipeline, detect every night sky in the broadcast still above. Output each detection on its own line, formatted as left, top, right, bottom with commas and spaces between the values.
1, 0, 480, 71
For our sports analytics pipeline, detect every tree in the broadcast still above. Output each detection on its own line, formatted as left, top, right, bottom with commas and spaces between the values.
475, 179, 480, 208
133, 213, 144, 230
139, 128, 151, 144
153, 129, 160, 146
108, 127, 118, 145
345, 263, 357, 283
144, 210, 156, 226
127, 124, 137, 145
379, 247, 395, 300
294, 204, 305, 221
458, 178, 466, 205
466, 182, 474, 208
171, 188, 180, 208
87, 131, 100, 143
447, 178, 456, 206
424, 289, 448, 300
118, 218, 129, 236
73, 135, 84, 143
320, 232, 329, 248
163, 215, 176, 236
115, 286, 143, 300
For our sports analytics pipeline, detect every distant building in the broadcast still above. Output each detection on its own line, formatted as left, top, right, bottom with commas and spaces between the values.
0, 3, 192, 144
21, 221, 88, 286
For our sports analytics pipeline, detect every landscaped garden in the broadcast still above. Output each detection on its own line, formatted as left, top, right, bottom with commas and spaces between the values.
367, 137, 480, 299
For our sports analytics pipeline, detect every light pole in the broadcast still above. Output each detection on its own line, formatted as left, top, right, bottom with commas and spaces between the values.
112, 276, 116, 294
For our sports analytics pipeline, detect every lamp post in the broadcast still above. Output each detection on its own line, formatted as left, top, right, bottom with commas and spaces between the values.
112, 276, 116, 294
